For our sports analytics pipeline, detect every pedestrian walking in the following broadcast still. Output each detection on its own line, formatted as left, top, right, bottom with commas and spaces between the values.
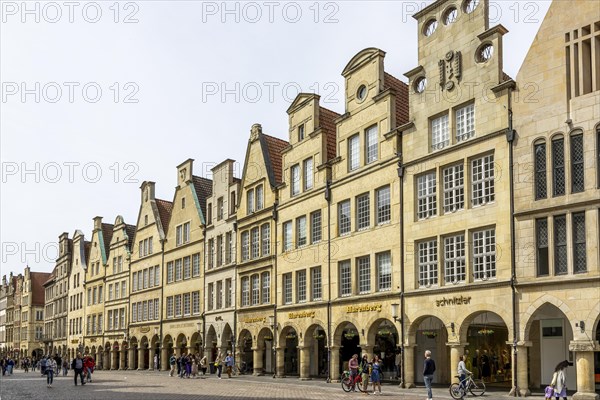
62, 359, 68, 376
191, 355, 198, 378
154, 354, 158, 371
551, 360, 572, 400
225, 351, 234, 378
45, 357, 57, 388
169, 354, 177, 377
71, 353, 85, 386
84, 355, 95, 382
214, 351, 223, 379
423, 350, 436, 400
40, 356, 47, 376
360, 354, 371, 392
199, 355, 207, 376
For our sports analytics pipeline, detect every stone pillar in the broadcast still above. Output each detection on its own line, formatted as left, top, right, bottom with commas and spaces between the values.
514, 342, 531, 397
329, 346, 340, 382
111, 350, 118, 370
175, 346, 182, 357
360, 344, 373, 359
448, 343, 466, 382
252, 346, 264, 376
149, 348, 156, 370
570, 340, 599, 400
137, 347, 144, 370
161, 347, 169, 371
275, 346, 285, 377
103, 351, 109, 370
299, 346, 311, 380
119, 349, 126, 370
404, 345, 416, 389
128, 347, 136, 370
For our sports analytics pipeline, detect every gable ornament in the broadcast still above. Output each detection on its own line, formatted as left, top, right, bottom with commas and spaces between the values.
439, 50, 462, 91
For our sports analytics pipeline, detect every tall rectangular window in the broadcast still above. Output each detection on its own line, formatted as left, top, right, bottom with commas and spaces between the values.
108, 284, 113, 301
348, 134, 359, 171
554, 215, 567, 275
283, 221, 293, 251
298, 123, 305, 141
166, 297, 173, 318
183, 293, 191, 316
534, 143, 547, 199
365, 125, 378, 164
356, 193, 370, 230
571, 134, 584, 193
247, 188, 254, 214
148, 300, 154, 320
207, 283, 214, 311
376, 186, 391, 224
241, 277, 249, 306
217, 197, 224, 220
261, 272, 270, 304
176, 225, 183, 246
216, 281, 223, 309
455, 103, 475, 142
431, 114, 449, 150
303, 158, 313, 190
143, 269, 148, 289
357, 256, 371, 294
376, 252, 392, 291
338, 200, 351, 235
225, 278, 232, 308
183, 256, 191, 279
256, 185, 264, 210
536, 218, 549, 276
208, 239, 215, 268
283, 273, 292, 305
133, 272, 138, 291
149, 267, 155, 288
552, 138, 565, 196
175, 259, 182, 281
130, 306, 135, 324
294, 270, 306, 304
311, 267, 322, 301
251, 227, 260, 259
192, 253, 200, 277
572, 212, 586, 273
443, 165, 464, 213
310, 210, 322, 243
251, 275, 260, 305
473, 229, 496, 280
417, 172, 437, 219
241, 231, 250, 261
444, 235, 466, 284
217, 236, 223, 266
108, 310, 113, 330
174, 295, 181, 317
291, 165, 300, 196
472, 154, 495, 206
121, 281, 126, 298
418, 240, 438, 287
225, 232, 233, 264
261, 224, 270, 256
167, 262, 174, 283
192, 292, 200, 315
296, 216, 307, 247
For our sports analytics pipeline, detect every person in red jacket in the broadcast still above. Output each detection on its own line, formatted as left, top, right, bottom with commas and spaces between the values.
83, 355, 95, 383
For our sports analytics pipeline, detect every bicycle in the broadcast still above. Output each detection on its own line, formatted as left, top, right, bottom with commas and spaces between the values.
341, 370, 369, 393
449, 373, 486, 399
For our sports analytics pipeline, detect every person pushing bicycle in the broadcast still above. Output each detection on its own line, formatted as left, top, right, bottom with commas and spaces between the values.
458, 356, 471, 390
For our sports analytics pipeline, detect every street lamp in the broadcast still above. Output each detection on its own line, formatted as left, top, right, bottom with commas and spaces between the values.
391, 304, 400, 322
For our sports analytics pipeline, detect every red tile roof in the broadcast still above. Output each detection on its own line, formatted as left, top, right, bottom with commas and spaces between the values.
384, 72, 410, 129
30, 272, 51, 306
319, 107, 340, 162
192, 175, 213, 221
43, 271, 55, 286
263, 134, 289, 185
156, 199, 173, 233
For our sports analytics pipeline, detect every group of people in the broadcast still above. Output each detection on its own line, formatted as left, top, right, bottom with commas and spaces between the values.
0, 357, 16, 375
36, 352, 95, 388
168, 351, 235, 379
348, 353, 385, 395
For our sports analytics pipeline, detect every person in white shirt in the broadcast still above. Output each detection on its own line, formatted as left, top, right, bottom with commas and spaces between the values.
458, 355, 471, 390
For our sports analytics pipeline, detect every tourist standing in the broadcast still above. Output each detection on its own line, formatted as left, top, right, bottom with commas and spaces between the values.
71, 353, 85, 386
423, 350, 436, 400
45, 357, 57, 388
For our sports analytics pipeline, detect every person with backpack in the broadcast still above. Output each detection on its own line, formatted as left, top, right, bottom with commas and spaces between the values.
71, 353, 85, 386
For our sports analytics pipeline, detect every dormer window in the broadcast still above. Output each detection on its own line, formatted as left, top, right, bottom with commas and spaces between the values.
443, 6, 458, 24
423, 19, 438, 37
463, 0, 479, 14
356, 85, 367, 102
298, 124, 305, 142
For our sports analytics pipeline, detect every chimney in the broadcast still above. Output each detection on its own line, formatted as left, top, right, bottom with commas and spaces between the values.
93, 216, 103, 231
141, 181, 156, 203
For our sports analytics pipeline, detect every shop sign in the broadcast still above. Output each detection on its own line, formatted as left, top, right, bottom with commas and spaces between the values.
346, 304, 382, 313
288, 311, 315, 319
242, 316, 266, 324
140, 327, 151, 333
435, 296, 472, 307
71, 339, 79, 344
170, 322, 194, 329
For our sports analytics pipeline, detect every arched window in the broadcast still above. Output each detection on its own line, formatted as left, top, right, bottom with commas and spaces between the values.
570, 130, 584, 193
551, 134, 565, 196
534, 140, 547, 199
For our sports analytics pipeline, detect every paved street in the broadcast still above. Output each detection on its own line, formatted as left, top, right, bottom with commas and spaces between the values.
0, 369, 545, 400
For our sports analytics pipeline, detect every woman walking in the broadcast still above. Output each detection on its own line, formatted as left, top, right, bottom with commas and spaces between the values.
551, 360, 571, 400
371, 355, 382, 395
46, 357, 57, 388
214, 352, 223, 379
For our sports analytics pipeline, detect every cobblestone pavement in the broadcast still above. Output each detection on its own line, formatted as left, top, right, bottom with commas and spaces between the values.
0, 369, 543, 400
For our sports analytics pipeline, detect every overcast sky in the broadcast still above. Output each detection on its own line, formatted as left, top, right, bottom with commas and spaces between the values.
1, 0, 551, 276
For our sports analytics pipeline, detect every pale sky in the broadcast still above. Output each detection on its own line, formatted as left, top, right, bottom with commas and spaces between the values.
0, 0, 552, 276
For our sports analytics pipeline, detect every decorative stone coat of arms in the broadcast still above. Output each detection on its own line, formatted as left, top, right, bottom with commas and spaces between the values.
438, 50, 462, 90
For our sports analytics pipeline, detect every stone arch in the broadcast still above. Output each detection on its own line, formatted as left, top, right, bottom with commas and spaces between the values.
206, 325, 217, 347
332, 319, 361, 347
406, 312, 450, 344
458, 309, 511, 344
521, 295, 577, 340
222, 323, 233, 349
584, 302, 600, 338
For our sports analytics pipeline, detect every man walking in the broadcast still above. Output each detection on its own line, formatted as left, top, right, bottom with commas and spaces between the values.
71, 353, 85, 386
45, 357, 57, 388
423, 350, 436, 400
225, 351, 233, 378
169, 354, 177, 377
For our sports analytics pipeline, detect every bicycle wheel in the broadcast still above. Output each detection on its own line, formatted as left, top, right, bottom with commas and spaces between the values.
449, 383, 465, 399
341, 376, 353, 392
469, 379, 486, 396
